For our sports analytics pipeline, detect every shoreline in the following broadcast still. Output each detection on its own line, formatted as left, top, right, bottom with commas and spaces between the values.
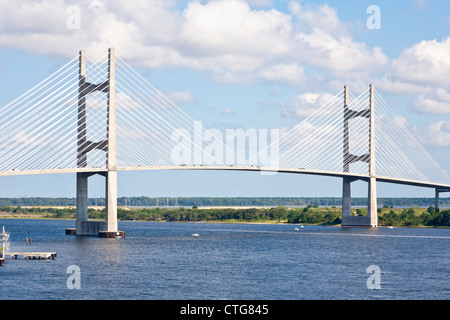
1, 205, 449, 228
0, 215, 448, 229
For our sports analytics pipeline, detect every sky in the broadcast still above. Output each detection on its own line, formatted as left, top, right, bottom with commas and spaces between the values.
0, 0, 449, 199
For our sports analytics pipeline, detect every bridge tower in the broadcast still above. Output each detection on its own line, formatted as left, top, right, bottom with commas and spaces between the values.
342, 84, 378, 227
68, 48, 124, 238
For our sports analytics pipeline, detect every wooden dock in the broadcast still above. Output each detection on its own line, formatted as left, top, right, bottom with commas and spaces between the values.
4, 251, 57, 260
1, 226, 57, 263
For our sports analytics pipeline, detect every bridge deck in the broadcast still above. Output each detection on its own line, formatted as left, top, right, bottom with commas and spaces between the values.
0, 165, 448, 190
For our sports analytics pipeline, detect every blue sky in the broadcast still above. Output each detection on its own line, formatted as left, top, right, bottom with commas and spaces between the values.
0, 0, 449, 199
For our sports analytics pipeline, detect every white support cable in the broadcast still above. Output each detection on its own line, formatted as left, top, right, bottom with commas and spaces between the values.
114, 69, 204, 148
30, 93, 109, 170
379, 117, 447, 182
113, 79, 217, 168
114, 93, 193, 164
7, 89, 108, 171
376, 93, 447, 178
377, 142, 425, 182
41, 94, 107, 167
310, 90, 371, 174
0, 77, 78, 140
114, 66, 222, 166
2, 51, 449, 188
276, 90, 344, 151
278, 97, 346, 170
375, 126, 429, 181
113, 78, 202, 166
282, 118, 341, 169
115, 111, 176, 166
267, 91, 345, 167
114, 87, 186, 155
114, 70, 194, 139
116, 118, 176, 165
116, 59, 207, 136
116, 130, 170, 167
374, 89, 450, 183
277, 105, 343, 162
0, 58, 82, 135
0, 56, 78, 120
0, 62, 110, 167
0, 57, 109, 153
1, 57, 110, 172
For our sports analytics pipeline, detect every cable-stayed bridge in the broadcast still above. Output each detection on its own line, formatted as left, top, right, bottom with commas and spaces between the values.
1, 49, 449, 236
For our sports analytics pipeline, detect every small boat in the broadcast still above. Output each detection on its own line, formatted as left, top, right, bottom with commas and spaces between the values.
191, 233, 200, 237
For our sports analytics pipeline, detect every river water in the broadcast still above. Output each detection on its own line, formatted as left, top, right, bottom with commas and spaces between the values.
0, 219, 449, 300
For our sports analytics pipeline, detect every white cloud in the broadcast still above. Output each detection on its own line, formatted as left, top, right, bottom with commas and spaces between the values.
260, 63, 305, 86
0, 0, 390, 87
411, 88, 450, 115
421, 121, 450, 147
375, 37, 450, 115
281, 92, 335, 119
179, 0, 291, 57
286, 2, 388, 78
386, 116, 450, 148
289, 2, 350, 38
292, 29, 388, 78
0, 0, 67, 34
391, 37, 450, 88
374, 78, 425, 96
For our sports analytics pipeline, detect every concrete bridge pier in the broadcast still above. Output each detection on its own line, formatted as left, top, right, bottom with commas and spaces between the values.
74, 172, 107, 236
68, 171, 124, 237
341, 177, 378, 227
436, 188, 450, 212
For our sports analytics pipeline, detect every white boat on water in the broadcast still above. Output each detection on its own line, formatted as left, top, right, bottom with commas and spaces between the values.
192, 233, 200, 237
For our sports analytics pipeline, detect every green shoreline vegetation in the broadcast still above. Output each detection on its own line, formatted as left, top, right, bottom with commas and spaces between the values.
1, 196, 449, 208
0, 205, 449, 227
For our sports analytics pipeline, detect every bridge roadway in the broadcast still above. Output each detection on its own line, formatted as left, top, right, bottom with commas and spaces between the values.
1, 165, 449, 190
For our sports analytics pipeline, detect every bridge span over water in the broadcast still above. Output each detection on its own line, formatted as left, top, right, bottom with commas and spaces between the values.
1, 49, 449, 236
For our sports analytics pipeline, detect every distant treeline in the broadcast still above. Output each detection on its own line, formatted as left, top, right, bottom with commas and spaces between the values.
1, 205, 449, 227
0, 196, 448, 207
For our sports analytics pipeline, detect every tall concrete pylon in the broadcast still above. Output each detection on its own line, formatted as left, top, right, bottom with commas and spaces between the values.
341, 84, 378, 227
67, 48, 124, 238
